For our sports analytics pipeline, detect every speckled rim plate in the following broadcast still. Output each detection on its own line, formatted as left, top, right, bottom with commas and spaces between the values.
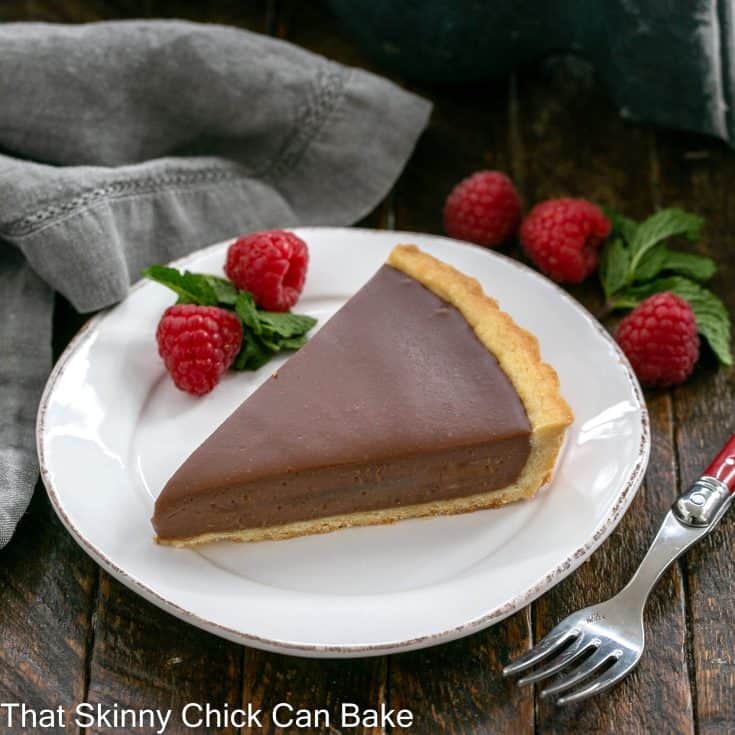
37, 228, 649, 657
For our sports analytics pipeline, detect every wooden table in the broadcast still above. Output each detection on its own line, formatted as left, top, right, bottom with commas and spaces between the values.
2, 2, 734, 733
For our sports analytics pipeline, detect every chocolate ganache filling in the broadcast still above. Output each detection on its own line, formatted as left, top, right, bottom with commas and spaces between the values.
153, 265, 531, 540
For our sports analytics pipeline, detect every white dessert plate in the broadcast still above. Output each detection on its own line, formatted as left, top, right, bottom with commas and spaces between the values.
38, 228, 649, 657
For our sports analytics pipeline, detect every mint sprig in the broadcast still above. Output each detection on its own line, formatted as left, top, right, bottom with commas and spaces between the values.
143, 265, 220, 306
599, 208, 731, 365
143, 266, 317, 371
234, 291, 261, 334
258, 311, 318, 338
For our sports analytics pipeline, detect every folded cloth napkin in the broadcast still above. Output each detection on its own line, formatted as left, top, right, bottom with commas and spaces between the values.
0, 20, 431, 548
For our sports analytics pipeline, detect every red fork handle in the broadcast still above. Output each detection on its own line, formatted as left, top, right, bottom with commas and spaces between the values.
673, 433, 735, 527
703, 433, 735, 492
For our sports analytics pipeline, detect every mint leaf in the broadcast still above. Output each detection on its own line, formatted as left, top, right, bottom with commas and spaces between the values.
624, 242, 715, 285
232, 329, 311, 370
599, 237, 630, 298
610, 275, 688, 307
142, 265, 218, 306
258, 311, 318, 338
277, 335, 308, 350
259, 334, 284, 352
600, 207, 709, 294
604, 208, 638, 244
232, 297, 316, 367
632, 243, 669, 282
234, 291, 261, 334
627, 208, 703, 275
688, 292, 733, 366
202, 275, 238, 305
143, 265, 242, 307
233, 335, 273, 371
658, 250, 716, 282
613, 276, 732, 365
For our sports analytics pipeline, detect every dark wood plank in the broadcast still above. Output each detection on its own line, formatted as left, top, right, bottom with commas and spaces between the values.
84, 574, 242, 735
242, 653, 387, 735
510, 59, 695, 733
0, 488, 97, 735
0, 298, 94, 735
389, 612, 534, 735
655, 131, 735, 735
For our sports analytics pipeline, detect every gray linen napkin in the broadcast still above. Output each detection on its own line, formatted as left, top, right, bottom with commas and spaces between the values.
0, 20, 431, 548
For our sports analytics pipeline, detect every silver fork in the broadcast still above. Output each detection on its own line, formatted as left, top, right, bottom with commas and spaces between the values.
503, 432, 735, 705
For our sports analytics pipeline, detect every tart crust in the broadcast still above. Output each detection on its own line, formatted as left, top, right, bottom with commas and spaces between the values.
158, 245, 573, 547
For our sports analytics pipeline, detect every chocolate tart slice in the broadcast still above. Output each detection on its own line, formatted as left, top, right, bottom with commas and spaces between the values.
153, 245, 573, 546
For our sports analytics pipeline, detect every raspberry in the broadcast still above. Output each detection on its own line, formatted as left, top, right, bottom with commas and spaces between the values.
520, 198, 611, 283
156, 304, 243, 395
225, 230, 309, 311
443, 170, 521, 247
616, 292, 700, 388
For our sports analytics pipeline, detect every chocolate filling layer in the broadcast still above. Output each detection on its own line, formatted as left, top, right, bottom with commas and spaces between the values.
153, 265, 531, 540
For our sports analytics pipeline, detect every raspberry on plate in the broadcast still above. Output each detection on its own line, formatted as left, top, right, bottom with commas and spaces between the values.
443, 170, 521, 247
225, 229, 309, 311
616, 292, 700, 388
156, 304, 243, 395
520, 198, 611, 283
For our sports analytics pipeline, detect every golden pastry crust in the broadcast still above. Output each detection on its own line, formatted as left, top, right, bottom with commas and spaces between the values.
158, 245, 573, 547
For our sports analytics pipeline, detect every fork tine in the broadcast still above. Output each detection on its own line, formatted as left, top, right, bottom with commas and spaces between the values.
555, 656, 637, 705
540, 645, 622, 698
502, 624, 580, 678
516, 634, 600, 686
